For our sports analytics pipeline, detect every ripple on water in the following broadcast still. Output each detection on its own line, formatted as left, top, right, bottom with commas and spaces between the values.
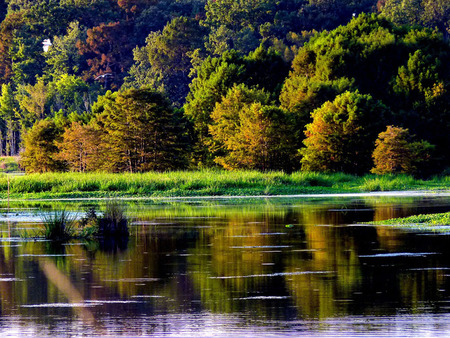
359, 252, 438, 258
102, 278, 160, 282
210, 271, 332, 279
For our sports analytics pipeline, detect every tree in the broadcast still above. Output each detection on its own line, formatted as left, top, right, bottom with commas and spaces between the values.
94, 88, 188, 172
57, 121, 104, 172
379, 0, 450, 35
19, 119, 65, 173
47, 74, 97, 115
77, 21, 135, 88
371, 125, 434, 175
300, 91, 388, 174
215, 103, 297, 171
281, 13, 450, 171
0, 83, 20, 155
184, 46, 289, 166
125, 16, 207, 105
209, 85, 271, 153
209, 84, 297, 171
0, 12, 24, 84
16, 77, 49, 120
44, 21, 87, 78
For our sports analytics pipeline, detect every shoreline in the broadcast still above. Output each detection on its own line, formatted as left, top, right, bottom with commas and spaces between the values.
1, 189, 449, 202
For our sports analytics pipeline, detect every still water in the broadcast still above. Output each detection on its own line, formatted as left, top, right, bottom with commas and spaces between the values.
0, 194, 449, 337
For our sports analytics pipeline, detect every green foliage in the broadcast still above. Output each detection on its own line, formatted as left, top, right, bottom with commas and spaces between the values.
300, 91, 388, 174
125, 16, 207, 105
0, 83, 20, 155
94, 88, 188, 172
379, 0, 450, 35
209, 84, 297, 171
0, 1, 447, 177
19, 119, 65, 173
184, 46, 289, 165
282, 13, 450, 172
44, 21, 87, 78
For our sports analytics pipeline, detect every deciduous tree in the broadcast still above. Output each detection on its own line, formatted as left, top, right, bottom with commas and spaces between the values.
19, 119, 65, 173
371, 125, 434, 175
57, 121, 104, 171
300, 91, 388, 174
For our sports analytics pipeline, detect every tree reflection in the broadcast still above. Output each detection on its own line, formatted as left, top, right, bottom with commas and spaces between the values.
0, 197, 448, 332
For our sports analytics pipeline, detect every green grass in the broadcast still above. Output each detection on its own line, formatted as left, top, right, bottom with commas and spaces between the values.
368, 212, 450, 232
0, 170, 447, 200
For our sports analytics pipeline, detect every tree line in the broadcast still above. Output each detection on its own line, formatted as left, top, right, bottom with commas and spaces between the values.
0, 1, 447, 176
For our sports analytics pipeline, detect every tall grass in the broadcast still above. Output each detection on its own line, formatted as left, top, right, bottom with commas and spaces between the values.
0, 170, 447, 199
40, 209, 77, 240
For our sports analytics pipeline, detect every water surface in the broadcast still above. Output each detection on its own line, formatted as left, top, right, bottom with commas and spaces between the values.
0, 195, 449, 337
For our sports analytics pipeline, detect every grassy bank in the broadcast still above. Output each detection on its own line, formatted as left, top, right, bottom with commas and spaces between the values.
0, 170, 447, 200
369, 212, 450, 232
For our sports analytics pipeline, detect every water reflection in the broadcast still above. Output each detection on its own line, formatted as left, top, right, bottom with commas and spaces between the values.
0, 195, 447, 336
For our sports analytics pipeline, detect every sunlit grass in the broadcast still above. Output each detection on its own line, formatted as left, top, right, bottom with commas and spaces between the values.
0, 170, 447, 199
369, 212, 450, 232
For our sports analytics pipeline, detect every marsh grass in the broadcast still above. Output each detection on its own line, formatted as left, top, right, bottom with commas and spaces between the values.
31, 201, 129, 241
40, 209, 77, 240
0, 170, 447, 199
98, 200, 128, 237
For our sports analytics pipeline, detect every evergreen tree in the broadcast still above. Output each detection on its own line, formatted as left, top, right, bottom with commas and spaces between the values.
94, 88, 188, 172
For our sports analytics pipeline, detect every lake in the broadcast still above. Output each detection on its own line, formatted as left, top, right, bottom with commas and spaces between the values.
0, 194, 449, 337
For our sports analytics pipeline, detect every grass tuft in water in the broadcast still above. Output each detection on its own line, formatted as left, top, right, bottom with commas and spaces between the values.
40, 209, 77, 241
98, 200, 129, 237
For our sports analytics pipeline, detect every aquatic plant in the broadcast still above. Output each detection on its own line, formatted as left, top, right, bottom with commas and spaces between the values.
368, 212, 450, 232
371, 212, 450, 226
98, 200, 129, 237
40, 209, 77, 241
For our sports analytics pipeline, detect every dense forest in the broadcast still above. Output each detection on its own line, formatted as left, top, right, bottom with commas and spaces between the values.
0, 0, 448, 176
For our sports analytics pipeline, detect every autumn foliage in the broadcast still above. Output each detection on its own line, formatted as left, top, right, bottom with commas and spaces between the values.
371, 125, 434, 175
